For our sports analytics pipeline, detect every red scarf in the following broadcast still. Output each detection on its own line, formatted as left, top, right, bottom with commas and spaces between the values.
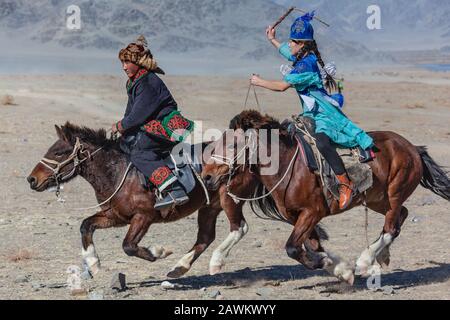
126, 68, 148, 93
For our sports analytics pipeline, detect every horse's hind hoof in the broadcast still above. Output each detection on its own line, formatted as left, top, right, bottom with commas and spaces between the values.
354, 266, 369, 278
209, 265, 223, 275
89, 262, 101, 276
355, 264, 380, 278
342, 272, 355, 286
149, 245, 173, 259
167, 266, 189, 279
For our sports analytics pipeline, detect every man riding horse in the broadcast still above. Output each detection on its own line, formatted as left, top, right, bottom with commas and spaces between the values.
111, 35, 194, 211
250, 12, 375, 210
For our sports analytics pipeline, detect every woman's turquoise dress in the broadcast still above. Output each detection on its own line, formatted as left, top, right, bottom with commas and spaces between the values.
279, 43, 374, 150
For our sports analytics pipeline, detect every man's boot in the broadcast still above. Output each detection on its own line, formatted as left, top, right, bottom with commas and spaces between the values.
336, 174, 354, 210
154, 180, 189, 211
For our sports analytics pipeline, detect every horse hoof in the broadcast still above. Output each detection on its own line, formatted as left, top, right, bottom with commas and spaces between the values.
209, 265, 222, 275
88, 261, 101, 276
159, 249, 173, 259
167, 266, 189, 279
343, 272, 355, 286
354, 265, 369, 278
150, 246, 173, 259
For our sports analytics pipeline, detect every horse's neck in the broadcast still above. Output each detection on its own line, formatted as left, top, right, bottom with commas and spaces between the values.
257, 141, 298, 189
79, 148, 125, 201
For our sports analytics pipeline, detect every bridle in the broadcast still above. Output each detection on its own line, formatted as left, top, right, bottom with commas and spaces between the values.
39, 137, 103, 197
210, 132, 258, 185
210, 132, 299, 204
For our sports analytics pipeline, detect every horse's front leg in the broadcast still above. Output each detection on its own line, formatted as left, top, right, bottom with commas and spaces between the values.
284, 208, 353, 282
122, 213, 172, 261
80, 209, 123, 276
167, 205, 222, 278
209, 198, 247, 275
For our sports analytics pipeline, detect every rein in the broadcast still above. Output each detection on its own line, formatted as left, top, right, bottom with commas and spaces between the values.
244, 82, 263, 113
40, 133, 131, 211
211, 135, 300, 204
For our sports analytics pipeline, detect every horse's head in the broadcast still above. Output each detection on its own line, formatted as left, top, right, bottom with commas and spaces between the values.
27, 123, 109, 192
202, 110, 283, 191
202, 128, 249, 190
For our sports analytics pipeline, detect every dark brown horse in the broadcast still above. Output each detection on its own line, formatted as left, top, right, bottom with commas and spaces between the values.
202, 110, 450, 283
27, 123, 255, 278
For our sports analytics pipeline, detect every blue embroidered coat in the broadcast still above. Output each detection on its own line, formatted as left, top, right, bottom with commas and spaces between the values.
279, 43, 374, 149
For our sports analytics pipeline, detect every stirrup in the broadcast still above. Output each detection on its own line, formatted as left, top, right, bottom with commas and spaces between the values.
358, 147, 375, 163
154, 188, 189, 211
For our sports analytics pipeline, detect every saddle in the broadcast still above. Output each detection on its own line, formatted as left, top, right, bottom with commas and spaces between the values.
135, 142, 204, 194
283, 116, 375, 203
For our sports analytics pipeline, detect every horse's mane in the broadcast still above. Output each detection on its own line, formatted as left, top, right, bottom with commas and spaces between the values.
229, 110, 283, 131
60, 122, 120, 151
229, 109, 294, 145
228, 110, 296, 224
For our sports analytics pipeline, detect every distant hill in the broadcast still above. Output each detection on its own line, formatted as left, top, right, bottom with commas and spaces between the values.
274, 0, 450, 51
0, 0, 395, 72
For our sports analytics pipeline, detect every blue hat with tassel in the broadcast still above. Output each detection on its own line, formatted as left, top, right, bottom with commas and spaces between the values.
290, 11, 315, 41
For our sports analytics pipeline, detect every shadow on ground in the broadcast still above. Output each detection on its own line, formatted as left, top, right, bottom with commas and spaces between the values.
295, 261, 450, 294
131, 264, 325, 290
129, 261, 450, 293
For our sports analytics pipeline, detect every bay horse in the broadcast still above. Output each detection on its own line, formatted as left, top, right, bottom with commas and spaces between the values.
201, 110, 450, 283
27, 122, 255, 279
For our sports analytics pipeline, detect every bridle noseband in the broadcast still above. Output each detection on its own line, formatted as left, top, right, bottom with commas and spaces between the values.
210, 132, 300, 204
209, 134, 259, 200
39, 137, 102, 196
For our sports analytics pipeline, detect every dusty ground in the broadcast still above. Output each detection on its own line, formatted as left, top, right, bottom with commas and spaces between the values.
0, 69, 449, 300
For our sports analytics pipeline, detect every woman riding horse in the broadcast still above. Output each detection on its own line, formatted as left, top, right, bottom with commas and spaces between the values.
112, 35, 194, 211
250, 12, 374, 210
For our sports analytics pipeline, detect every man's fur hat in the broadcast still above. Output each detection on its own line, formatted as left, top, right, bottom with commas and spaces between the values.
118, 35, 165, 75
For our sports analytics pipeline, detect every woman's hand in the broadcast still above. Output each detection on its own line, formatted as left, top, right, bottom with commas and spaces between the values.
251, 74, 291, 92
266, 25, 281, 49
266, 26, 276, 41
250, 74, 263, 87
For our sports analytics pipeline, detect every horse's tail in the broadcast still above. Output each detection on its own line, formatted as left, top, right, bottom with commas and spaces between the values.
417, 146, 450, 201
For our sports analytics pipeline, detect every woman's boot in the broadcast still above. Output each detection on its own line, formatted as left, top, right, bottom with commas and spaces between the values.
335, 174, 354, 210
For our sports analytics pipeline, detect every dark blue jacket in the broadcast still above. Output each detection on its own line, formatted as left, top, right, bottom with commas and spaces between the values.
121, 72, 177, 136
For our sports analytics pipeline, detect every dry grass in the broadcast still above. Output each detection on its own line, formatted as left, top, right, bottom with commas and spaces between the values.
405, 103, 426, 109
1, 95, 16, 106
7, 248, 34, 262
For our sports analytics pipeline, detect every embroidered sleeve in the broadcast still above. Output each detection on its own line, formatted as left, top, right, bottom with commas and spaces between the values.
120, 82, 161, 131
278, 42, 296, 62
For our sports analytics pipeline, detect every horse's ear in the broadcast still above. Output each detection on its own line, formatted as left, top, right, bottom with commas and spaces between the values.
55, 125, 68, 142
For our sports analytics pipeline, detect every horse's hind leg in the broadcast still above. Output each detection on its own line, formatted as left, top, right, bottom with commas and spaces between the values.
80, 209, 123, 276
167, 205, 221, 278
307, 227, 354, 284
376, 206, 409, 268
122, 213, 172, 262
356, 204, 409, 277
209, 200, 247, 275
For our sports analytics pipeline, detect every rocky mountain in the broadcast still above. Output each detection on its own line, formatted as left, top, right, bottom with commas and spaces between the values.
274, 0, 450, 51
0, 0, 396, 67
